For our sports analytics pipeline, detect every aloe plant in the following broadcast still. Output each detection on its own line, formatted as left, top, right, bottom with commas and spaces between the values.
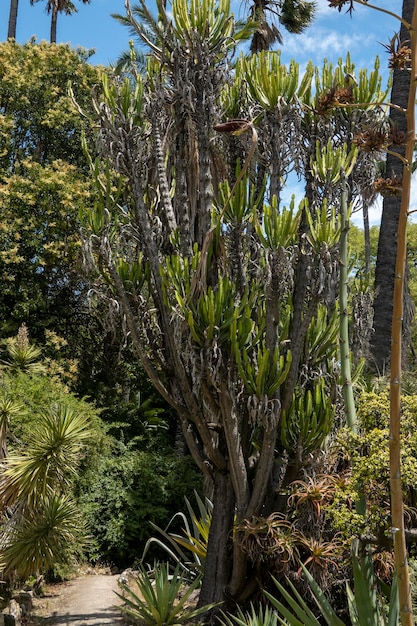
117, 562, 219, 626
220, 603, 278, 626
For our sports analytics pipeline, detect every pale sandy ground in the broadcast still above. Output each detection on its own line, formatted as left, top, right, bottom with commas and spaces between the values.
29, 574, 125, 625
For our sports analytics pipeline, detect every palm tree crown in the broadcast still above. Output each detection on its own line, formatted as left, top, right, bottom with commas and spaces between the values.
249, 0, 316, 53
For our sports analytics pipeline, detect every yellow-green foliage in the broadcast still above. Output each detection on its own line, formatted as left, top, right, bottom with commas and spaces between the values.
326, 390, 417, 539
0, 41, 103, 336
0, 40, 103, 168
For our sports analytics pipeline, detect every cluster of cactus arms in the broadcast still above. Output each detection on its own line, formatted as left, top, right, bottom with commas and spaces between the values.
80, 0, 393, 605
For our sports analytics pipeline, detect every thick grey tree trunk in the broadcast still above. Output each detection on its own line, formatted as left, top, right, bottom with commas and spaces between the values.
371, 0, 413, 372
198, 470, 235, 607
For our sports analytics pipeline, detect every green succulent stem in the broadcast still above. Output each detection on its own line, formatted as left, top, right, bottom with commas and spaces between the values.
339, 175, 356, 432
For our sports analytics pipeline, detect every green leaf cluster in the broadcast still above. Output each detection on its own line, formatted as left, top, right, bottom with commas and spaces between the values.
0, 40, 103, 170
0, 368, 102, 579
241, 51, 313, 110
326, 390, 417, 540
78, 449, 201, 565
117, 562, 218, 626
281, 378, 334, 455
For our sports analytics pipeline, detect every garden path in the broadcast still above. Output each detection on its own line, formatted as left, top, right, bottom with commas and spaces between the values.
28, 573, 124, 625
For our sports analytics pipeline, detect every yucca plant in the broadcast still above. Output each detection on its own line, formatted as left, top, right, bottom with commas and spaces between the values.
0, 394, 24, 458
1, 324, 45, 375
0, 401, 93, 580
117, 562, 219, 626
0, 403, 92, 509
0, 494, 85, 579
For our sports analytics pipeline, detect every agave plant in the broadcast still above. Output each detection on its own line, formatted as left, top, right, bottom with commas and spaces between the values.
117, 561, 219, 626
220, 603, 278, 626
141, 491, 212, 578
265, 560, 399, 626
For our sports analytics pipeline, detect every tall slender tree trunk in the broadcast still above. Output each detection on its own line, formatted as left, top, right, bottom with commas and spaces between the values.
50, 4, 58, 43
7, 0, 19, 39
371, 0, 413, 372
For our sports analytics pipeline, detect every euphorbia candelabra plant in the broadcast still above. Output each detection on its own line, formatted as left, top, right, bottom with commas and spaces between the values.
77, 0, 392, 608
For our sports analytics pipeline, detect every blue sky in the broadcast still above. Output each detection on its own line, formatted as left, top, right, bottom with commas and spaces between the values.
1, 0, 401, 69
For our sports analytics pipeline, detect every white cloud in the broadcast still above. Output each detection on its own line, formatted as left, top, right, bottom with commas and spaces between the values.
283, 27, 363, 60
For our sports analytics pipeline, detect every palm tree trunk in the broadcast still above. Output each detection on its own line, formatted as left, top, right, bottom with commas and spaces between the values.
7, 0, 19, 39
371, 0, 413, 372
50, 3, 58, 43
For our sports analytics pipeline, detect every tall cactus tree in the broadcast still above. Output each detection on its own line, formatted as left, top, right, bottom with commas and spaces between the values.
80, 0, 390, 606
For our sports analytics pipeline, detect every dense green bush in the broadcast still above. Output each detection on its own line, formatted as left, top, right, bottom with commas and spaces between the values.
78, 445, 201, 566
325, 389, 417, 541
0, 365, 105, 580
0, 369, 103, 448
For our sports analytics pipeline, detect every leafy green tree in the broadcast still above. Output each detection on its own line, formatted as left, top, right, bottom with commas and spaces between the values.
81, 0, 389, 606
0, 158, 91, 339
0, 41, 110, 392
0, 40, 100, 171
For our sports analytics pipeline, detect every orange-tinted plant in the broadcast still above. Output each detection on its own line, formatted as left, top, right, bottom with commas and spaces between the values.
235, 513, 301, 574
297, 534, 345, 585
287, 474, 337, 519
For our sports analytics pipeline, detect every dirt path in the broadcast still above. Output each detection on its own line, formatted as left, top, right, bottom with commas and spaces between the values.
29, 574, 126, 625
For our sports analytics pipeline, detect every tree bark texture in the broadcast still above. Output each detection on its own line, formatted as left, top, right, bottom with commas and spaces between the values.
50, 4, 58, 43
7, 0, 19, 39
198, 470, 235, 607
371, 0, 413, 372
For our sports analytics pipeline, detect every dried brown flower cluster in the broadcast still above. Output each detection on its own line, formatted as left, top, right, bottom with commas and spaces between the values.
383, 34, 412, 71
353, 123, 407, 154
374, 176, 403, 197
353, 129, 388, 153
388, 124, 408, 146
316, 86, 354, 115
213, 119, 251, 134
